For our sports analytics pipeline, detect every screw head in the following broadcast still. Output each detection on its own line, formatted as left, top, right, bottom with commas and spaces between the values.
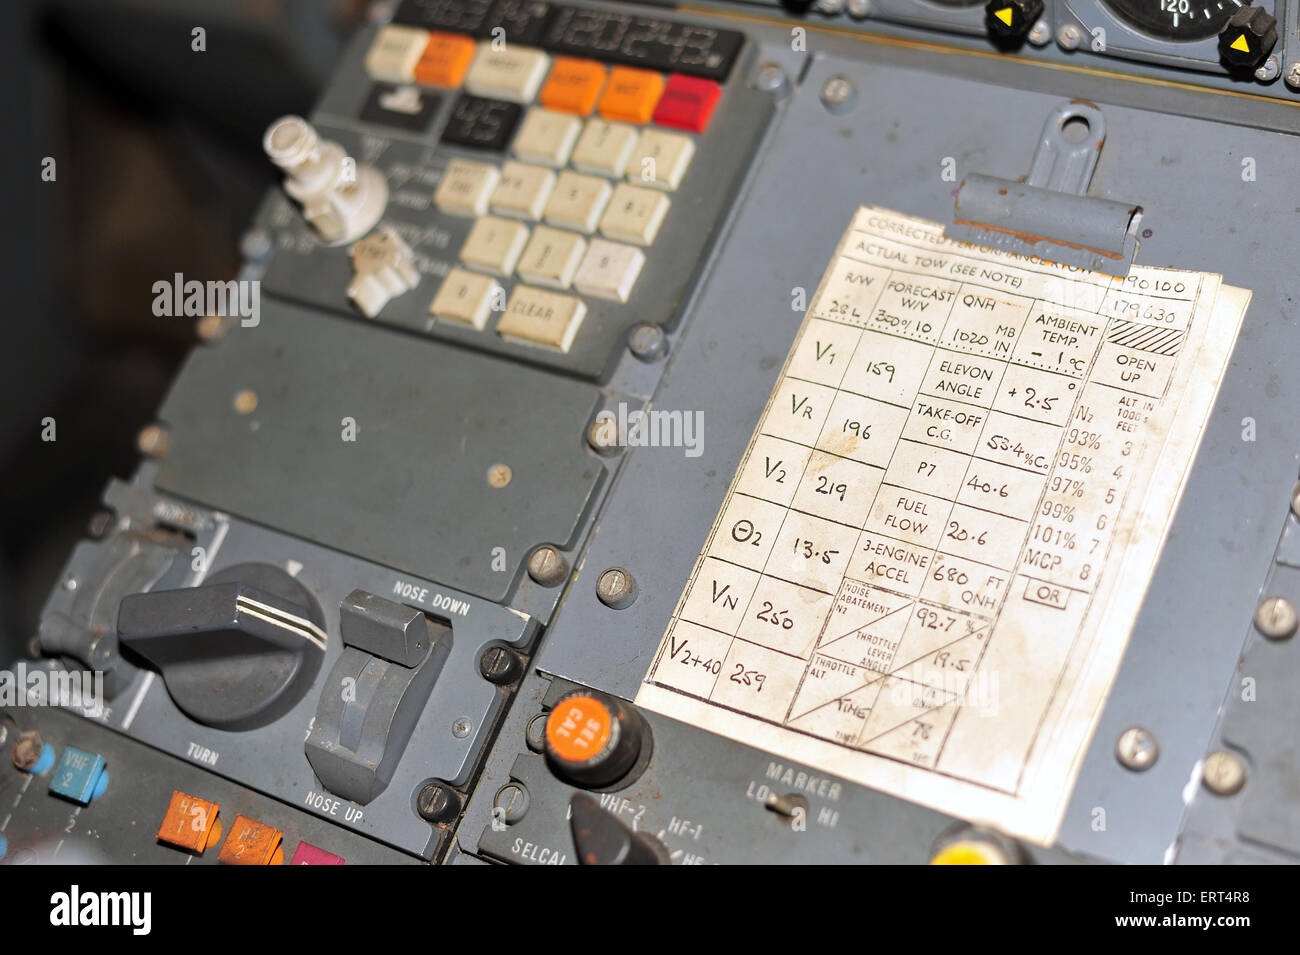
820, 75, 857, 114
1254, 596, 1297, 640
1255, 55, 1280, 82
596, 567, 637, 609
587, 415, 622, 456
1116, 727, 1158, 771
753, 62, 788, 94
136, 423, 171, 458
232, 390, 259, 415
525, 713, 548, 752
11, 731, 43, 771
486, 463, 512, 488
479, 645, 522, 685
628, 323, 668, 362
1286, 61, 1300, 89
452, 717, 472, 738
527, 544, 569, 587
1202, 751, 1247, 796
493, 782, 531, 824
1027, 18, 1051, 46
1057, 24, 1082, 50
845, 0, 871, 18
416, 781, 460, 822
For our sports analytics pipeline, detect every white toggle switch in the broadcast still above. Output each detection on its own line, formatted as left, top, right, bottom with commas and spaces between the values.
263, 115, 387, 245
347, 227, 420, 317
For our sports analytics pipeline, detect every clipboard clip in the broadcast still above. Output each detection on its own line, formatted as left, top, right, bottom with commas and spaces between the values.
946, 101, 1143, 277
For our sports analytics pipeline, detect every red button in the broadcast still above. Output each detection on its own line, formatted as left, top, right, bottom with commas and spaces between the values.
290, 841, 345, 865
652, 75, 721, 133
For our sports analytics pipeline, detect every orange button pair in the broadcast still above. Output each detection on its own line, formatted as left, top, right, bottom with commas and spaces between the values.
414, 31, 477, 88
156, 790, 222, 854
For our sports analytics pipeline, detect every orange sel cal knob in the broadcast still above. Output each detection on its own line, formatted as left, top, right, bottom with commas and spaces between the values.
544, 691, 647, 788
157, 790, 223, 855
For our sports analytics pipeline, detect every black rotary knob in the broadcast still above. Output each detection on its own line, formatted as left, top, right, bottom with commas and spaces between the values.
118, 562, 326, 731
1218, 4, 1277, 71
569, 792, 668, 865
985, 0, 1043, 39
543, 691, 646, 789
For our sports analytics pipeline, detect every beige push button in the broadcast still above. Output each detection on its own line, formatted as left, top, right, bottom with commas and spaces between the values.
435, 158, 500, 216
460, 216, 530, 276
490, 161, 556, 219
497, 285, 587, 352
627, 129, 694, 190
599, 183, 670, 246
464, 43, 550, 102
571, 120, 638, 177
365, 25, 428, 83
430, 268, 501, 329
517, 226, 587, 289
544, 171, 612, 233
573, 238, 645, 303
513, 107, 582, 167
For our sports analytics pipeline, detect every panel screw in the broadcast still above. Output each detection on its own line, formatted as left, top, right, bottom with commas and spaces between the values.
493, 782, 531, 824
11, 731, 43, 771
452, 717, 473, 738
1286, 61, 1300, 90
1202, 751, 1247, 796
1254, 596, 1297, 640
596, 567, 637, 609
479, 645, 522, 685
525, 713, 548, 752
845, 0, 872, 18
1027, 19, 1051, 46
1255, 55, 1280, 83
233, 390, 259, 415
820, 75, 857, 114
1057, 24, 1082, 50
753, 62, 788, 95
1116, 727, 1158, 771
587, 415, 622, 456
527, 545, 569, 587
628, 323, 668, 362
487, 463, 512, 488
816, 0, 845, 15
136, 423, 171, 458
416, 781, 461, 823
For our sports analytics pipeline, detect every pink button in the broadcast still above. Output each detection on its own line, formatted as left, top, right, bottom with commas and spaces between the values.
291, 841, 345, 865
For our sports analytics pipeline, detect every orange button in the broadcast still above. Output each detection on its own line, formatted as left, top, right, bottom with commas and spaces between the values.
218, 814, 284, 866
414, 31, 477, 88
540, 57, 607, 115
156, 790, 222, 854
597, 67, 665, 125
546, 695, 612, 763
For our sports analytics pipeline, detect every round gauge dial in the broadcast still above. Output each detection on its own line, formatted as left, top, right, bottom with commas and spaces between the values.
1101, 0, 1242, 41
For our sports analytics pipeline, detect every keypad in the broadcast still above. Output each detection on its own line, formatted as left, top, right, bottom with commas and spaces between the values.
359, 3, 734, 356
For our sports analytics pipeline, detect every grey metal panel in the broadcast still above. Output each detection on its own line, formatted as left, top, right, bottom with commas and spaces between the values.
153, 297, 605, 604
527, 32, 1300, 862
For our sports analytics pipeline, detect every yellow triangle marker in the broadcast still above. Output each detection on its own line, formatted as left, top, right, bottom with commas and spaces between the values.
994, 6, 1014, 26
1230, 34, 1251, 53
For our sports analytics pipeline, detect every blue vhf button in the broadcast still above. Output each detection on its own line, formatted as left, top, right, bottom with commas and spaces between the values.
49, 747, 109, 805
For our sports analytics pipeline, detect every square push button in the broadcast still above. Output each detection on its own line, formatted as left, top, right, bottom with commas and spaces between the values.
540, 57, 607, 116
219, 814, 284, 865
597, 67, 665, 125
157, 791, 222, 854
49, 747, 108, 805
653, 75, 721, 133
414, 31, 477, 88
441, 94, 523, 151
291, 841, 346, 865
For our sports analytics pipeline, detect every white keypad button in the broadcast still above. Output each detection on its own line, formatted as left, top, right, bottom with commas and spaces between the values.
572, 239, 646, 303
464, 43, 550, 103
430, 268, 500, 330
517, 227, 587, 289
490, 161, 556, 219
513, 107, 582, 167
544, 171, 612, 233
599, 183, 670, 246
459, 216, 530, 276
365, 25, 428, 83
497, 285, 588, 352
570, 120, 638, 177
435, 159, 500, 216
627, 129, 695, 190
